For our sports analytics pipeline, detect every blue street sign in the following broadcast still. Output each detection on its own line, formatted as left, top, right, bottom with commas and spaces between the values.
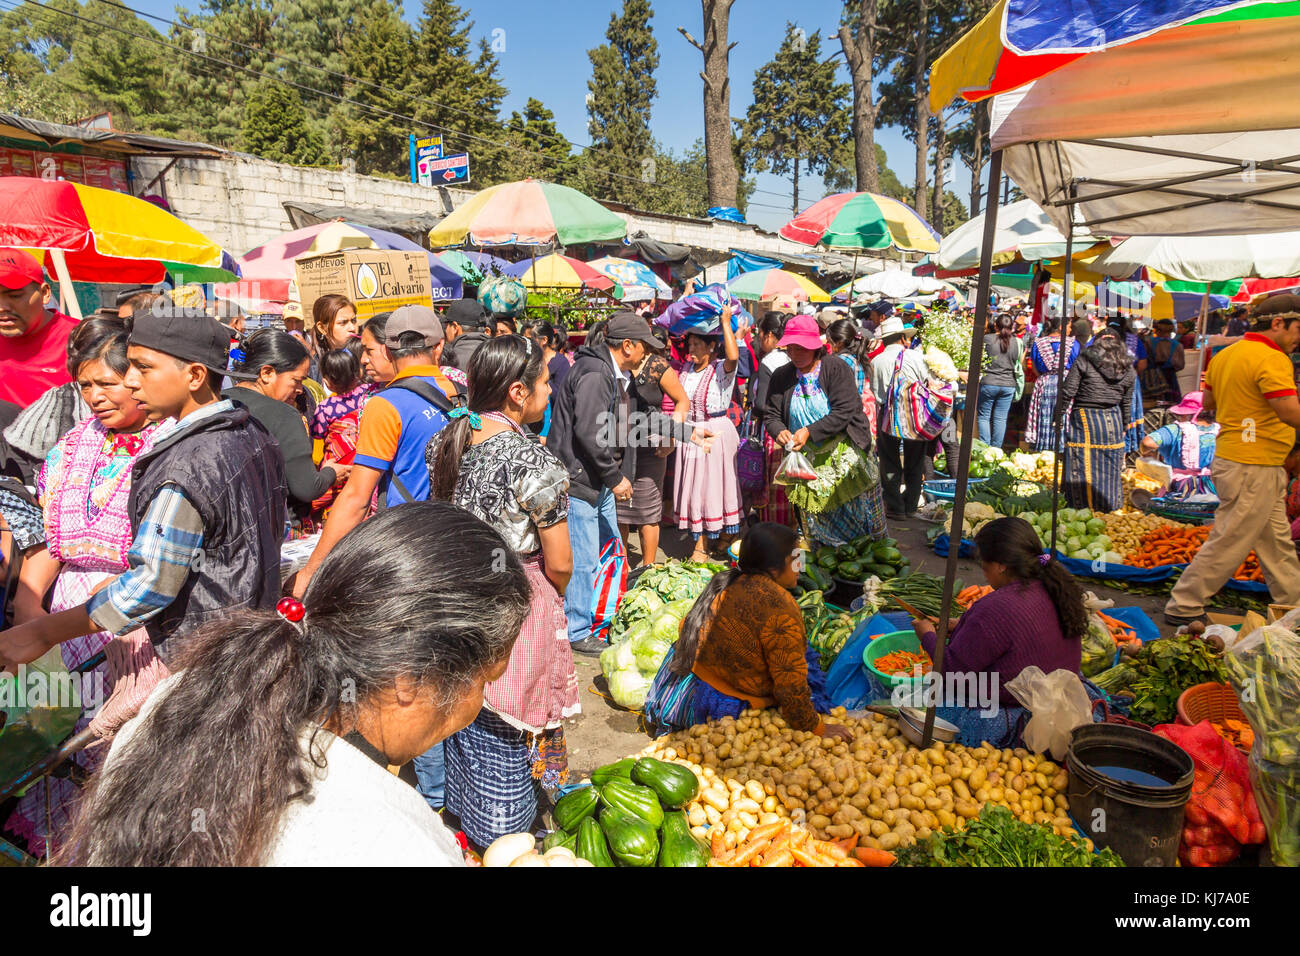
422, 151, 471, 186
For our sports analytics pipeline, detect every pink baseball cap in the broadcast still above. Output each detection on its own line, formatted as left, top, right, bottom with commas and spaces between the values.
777, 314, 824, 351
1169, 391, 1204, 416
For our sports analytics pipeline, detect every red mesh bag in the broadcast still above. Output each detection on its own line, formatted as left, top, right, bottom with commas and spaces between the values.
1155, 721, 1266, 867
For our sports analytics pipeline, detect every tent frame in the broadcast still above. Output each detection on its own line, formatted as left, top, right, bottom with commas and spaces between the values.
924, 131, 1300, 745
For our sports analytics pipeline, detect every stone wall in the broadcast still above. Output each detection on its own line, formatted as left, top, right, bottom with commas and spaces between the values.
131, 150, 888, 274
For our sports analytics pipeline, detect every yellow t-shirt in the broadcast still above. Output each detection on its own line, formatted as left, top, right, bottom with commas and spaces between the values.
1204, 334, 1298, 466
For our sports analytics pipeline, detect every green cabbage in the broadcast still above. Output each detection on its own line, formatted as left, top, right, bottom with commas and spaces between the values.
607, 668, 652, 710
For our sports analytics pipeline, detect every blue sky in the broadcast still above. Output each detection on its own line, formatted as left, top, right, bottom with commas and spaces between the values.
128, 0, 973, 232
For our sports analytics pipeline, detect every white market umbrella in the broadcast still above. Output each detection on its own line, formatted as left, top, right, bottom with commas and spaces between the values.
936, 198, 1095, 272
1090, 232, 1300, 283
851, 270, 950, 300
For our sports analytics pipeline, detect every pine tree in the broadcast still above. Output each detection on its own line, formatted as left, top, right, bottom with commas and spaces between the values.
409, 0, 509, 184
164, 0, 278, 144
65, 2, 169, 130
333, 0, 416, 175
743, 22, 850, 215
500, 97, 578, 183
242, 79, 325, 165
581, 0, 659, 206
825, 141, 908, 200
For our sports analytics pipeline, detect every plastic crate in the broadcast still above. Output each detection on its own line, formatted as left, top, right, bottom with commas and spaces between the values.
862, 629, 928, 690
922, 477, 988, 501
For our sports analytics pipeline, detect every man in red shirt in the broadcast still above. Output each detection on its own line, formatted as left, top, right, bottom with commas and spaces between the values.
0, 250, 78, 408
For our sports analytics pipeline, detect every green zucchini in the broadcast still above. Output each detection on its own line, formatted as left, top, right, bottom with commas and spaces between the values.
658, 810, 711, 867
552, 785, 600, 832
575, 816, 616, 867
590, 758, 636, 787
631, 757, 699, 809
598, 778, 665, 828
599, 807, 659, 868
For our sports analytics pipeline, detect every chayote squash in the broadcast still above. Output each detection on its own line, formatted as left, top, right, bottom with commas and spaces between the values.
599, 807, 659, 868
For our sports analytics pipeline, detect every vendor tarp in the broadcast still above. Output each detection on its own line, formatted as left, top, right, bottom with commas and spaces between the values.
988, 14, 1300, 237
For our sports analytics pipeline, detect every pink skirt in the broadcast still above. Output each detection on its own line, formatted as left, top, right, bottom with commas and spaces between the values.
673, 415, 742, 538
483, 553, 580, 734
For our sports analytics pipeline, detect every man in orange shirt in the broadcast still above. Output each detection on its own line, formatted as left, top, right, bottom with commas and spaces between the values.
1165, 295, 1300, 626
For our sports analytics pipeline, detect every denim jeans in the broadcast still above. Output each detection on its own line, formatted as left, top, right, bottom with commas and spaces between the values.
977, 384, 1016, 449
564, 487, 619, 642
412, 741, 445, 809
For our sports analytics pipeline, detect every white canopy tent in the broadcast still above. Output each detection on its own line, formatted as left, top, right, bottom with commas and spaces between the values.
936, 198, 1097, 272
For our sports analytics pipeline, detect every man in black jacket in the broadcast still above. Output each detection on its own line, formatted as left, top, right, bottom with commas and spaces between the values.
549, 312, 711, 653
0, 306, 287, 671
441, 298, 493, 371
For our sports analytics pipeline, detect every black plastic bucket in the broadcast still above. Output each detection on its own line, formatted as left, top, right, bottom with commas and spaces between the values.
1066, 723, 1194, 867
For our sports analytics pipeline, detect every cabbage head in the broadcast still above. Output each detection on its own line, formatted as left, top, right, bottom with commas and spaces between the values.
607, 667, 653, 710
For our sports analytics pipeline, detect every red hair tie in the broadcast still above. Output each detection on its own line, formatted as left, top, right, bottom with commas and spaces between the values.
276, 597, 308, 636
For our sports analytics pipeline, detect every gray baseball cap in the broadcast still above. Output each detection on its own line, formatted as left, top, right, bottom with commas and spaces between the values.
385, 304, 444, 348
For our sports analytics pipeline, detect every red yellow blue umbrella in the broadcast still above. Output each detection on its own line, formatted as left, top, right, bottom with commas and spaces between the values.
0, 176, 239, 286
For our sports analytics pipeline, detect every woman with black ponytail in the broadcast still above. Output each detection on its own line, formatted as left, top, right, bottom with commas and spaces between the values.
912, 516, 1086, 720
60, 503, 532, 866
643, 522, 850, 740
425, 334, 578, 850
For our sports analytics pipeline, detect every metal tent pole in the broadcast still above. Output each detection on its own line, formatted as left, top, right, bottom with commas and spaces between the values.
922, 149, 1003, 748
1195, 290, 1211, 383
1049, 212, 1076, 557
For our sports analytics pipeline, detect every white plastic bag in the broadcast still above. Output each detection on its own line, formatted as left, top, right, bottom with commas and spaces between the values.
1004, 666, 1094, 761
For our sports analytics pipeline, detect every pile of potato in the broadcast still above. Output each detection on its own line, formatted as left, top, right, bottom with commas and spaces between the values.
635, 707, 1082, 855
1099, 510, 1193, 560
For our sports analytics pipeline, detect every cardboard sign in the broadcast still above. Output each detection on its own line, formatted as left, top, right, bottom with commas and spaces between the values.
295, 250, 432, 321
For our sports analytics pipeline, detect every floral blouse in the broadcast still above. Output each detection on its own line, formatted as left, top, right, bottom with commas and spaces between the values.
428, 430, 570, 555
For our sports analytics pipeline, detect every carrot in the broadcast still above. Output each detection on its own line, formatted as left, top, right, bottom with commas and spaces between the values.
853, 846, 897, 867
744, 821, 786, 844
759, 846, 793, 867
790, 844, 834, 867
833, 833, 860, 852
729, 837, 770, 867
835, 858, 865, 867
710, 829, 726, 858
811, 838, 849, 860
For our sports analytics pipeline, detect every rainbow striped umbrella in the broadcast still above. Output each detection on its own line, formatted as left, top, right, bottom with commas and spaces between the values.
930, 1, 1297, 112
780, 192, 940, 253
506, 253, 621, 295
429, 179, 627, 247
0, 176, 239, 284
728, 267, 830, 303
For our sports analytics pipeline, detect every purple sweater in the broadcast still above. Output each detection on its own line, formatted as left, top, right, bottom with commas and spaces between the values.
919, 579, 1082, 706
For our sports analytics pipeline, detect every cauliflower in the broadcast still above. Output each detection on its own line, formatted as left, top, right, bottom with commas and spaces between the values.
965, 502, 998, 521
924, 347, 959, 383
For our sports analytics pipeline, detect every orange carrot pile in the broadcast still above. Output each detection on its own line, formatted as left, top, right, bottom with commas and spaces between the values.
874, 649, 932, 676
710, 818, 892, 867
957, 585, 994, 607
1095, 611, 1140, 649
1233, 552, 1264, 582
1125, 525, 1211, 567
1214, 718, 1256, 752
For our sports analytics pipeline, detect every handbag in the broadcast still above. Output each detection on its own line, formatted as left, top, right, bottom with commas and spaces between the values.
590, 536, 629, 644
885, 349, 953, 441
736, 410, 768, 492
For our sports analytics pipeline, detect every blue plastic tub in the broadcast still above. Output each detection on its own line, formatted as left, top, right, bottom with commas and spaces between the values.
922, 477, 988, 501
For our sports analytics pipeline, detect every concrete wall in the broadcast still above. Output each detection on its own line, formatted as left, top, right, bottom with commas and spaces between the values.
131, 150, 888, 274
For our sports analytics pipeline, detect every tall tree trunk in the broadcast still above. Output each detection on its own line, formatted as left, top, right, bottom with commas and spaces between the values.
837, 0, 881, 193
912, 0, 931, 219
680, 1, 739, 209
931, 107, 947, 229
792, 151, 800, 215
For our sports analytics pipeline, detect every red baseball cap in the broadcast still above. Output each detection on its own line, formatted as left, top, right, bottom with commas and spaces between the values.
0, 249, 44, 291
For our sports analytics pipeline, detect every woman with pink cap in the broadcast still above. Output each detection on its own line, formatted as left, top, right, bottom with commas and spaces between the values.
762, 314, 886, 545
1139, 390, 1218, 497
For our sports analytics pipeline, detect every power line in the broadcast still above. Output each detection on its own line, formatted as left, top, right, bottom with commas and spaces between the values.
40, 0, 802, 206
